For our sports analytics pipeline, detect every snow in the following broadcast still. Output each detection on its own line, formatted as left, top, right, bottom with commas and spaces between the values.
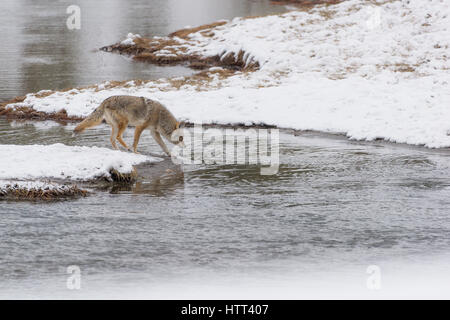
120, 33, 141, 45
0, 144, 158, 181
0, 180, 76, 192
6, 0, 450, 148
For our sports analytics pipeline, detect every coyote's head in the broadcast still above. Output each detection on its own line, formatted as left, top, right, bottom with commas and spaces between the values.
170, 121, 185, 147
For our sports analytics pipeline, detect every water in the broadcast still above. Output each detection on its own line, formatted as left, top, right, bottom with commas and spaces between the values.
0, 0, 287, 101
2, 0, 450, 298
1, 119, 450, 298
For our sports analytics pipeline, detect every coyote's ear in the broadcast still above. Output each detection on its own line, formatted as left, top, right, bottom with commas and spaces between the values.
176, 122, 180, 129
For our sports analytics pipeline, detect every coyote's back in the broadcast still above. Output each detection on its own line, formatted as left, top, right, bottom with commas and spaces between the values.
74, 96, 148, 133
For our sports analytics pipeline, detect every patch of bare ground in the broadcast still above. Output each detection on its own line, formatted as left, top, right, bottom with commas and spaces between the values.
0, 103, 83, 123
0, 85, 100, 122
168, 21, 227, 39
390, 63, 417, 73
1, 97, 83, 122
100, 21, 259, 71
0, 183, 88, 201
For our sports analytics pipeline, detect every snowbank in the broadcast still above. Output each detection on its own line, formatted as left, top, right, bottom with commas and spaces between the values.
6, 0, 450, 148
0, 144, 158, 181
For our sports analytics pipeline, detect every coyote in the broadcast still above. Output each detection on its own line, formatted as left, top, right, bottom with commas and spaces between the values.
73, 95, 184, 155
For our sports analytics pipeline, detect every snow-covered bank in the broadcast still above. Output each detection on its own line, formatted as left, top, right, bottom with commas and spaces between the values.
0, 144, 157, 182
5, 0, 450, 148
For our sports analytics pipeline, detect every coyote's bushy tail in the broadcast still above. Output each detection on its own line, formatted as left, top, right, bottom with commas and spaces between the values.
73, 105, 105, 134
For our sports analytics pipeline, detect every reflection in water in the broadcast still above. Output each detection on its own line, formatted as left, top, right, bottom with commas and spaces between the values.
111, 160, 185, 197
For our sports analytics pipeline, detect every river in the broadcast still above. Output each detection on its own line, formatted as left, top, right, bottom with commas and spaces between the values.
1, 0, 450, 299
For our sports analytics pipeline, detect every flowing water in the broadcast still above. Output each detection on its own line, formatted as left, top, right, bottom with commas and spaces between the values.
1, 1, 450, 299
1, 119, 450, 298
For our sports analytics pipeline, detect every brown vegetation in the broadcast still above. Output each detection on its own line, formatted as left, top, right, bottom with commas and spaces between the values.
0, 183, 88, 201
109, 168, 138, 183
271, 0, 344, 7
0, 103, 83, 122
168, 21, 227, 39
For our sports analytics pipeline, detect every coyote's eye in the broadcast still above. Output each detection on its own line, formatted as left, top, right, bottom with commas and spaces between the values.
179, 136, 183, 142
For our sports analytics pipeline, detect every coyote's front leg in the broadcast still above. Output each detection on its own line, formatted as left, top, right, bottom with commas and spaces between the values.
151, 129, 171, 156
117, 121, 132, 151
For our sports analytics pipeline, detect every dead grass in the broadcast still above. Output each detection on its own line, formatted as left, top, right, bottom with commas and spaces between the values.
169, 21, 227, 39
0, 168, 140, 201
270, 0, 345, 9
378, 63, 417, 73
166, 68, 238, 90
101, 36, 204, 68
318, 9, 337, 20
109, 168, 138, 183
0, 97, 83, 122
0, 183, 88, 201
392, 63, 416, 73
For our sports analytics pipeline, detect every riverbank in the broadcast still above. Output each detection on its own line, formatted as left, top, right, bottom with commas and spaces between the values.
2, 0, 450, 148
0, 144, 160, 200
